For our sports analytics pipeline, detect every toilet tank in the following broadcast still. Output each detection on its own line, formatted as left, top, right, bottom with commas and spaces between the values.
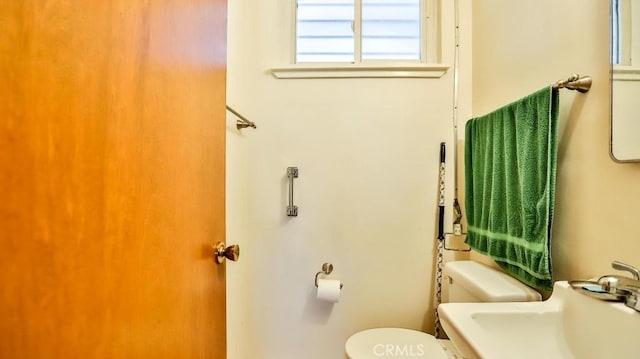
443, 261, 542, 302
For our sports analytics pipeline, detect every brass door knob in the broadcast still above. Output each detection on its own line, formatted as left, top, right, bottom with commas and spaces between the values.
214, 242, 240, 264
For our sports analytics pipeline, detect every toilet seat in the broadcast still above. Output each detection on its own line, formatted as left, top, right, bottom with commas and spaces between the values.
345, 328, 449, 359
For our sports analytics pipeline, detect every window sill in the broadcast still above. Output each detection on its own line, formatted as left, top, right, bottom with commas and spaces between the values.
613, 65, 640, 81
270, 63, 450, 79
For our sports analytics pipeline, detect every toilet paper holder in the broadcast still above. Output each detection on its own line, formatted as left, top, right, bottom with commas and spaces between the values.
315, 263, 344, 289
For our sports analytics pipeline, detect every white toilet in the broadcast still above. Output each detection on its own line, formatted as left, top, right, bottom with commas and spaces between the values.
345, 261, 542, 359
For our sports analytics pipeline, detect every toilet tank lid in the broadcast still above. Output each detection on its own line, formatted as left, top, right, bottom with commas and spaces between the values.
443, 261, 542, 302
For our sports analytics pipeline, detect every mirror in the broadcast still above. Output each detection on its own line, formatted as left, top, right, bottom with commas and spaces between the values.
611, 0, 640, 162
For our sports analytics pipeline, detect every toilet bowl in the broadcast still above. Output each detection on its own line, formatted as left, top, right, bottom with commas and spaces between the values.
345, 261, 542, 359
345, 328, 457, 358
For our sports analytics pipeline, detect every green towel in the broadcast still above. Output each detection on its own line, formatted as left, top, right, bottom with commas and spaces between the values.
464, 86, 559, 291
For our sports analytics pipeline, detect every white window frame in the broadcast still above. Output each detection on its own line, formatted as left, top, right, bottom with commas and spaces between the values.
271, 0, 449, 79
613, 0, 640, 80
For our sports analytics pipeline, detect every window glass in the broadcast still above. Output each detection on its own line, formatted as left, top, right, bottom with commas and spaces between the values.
612, 0, 621, 64
361, 0, 421, 60
296, 0, 355, 62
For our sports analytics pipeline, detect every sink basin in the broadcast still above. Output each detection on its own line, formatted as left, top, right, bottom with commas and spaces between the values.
438, 281, 640, 359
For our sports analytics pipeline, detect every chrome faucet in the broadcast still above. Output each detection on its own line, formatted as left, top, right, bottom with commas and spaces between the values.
598, 261, 640, 312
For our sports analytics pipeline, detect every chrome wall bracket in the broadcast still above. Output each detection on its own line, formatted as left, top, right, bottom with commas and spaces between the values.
287, 167, 298, 216
552, 74, 592, 93
226, 105, 257, 130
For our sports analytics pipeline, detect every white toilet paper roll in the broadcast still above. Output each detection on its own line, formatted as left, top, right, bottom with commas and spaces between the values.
316, 278, 341, 303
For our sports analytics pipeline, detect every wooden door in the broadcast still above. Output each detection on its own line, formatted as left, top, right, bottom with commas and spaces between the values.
0, 0, 227, 358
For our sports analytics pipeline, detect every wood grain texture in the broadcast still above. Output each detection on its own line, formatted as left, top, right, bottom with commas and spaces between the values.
0, 0, 227, 357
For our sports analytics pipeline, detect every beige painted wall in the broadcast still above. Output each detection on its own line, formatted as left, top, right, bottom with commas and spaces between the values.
226, 1, 640, 358
226, 1, 471, 358
470, 0, 640, 283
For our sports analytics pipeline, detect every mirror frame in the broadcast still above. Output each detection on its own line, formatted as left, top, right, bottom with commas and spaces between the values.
610, 0, 640, 162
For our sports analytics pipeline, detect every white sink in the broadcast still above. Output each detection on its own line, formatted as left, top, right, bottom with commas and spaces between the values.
438, 281, 640, 359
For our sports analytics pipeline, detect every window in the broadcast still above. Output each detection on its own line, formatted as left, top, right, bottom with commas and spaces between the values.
611, 0, 639, 66
272, 0, 447, 78
612, 0, 622, 64
296, 0, 428, 63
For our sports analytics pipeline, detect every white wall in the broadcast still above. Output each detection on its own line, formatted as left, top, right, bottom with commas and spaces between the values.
226, 1, 472, 358
470, 0, 640, 283
228, 1, 640, 358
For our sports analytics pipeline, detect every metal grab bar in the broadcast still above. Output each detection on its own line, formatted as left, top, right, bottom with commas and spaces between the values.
287, 167, 298, 216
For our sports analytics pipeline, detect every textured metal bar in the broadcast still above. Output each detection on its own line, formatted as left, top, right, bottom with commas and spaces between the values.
287, 167, 299, 216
